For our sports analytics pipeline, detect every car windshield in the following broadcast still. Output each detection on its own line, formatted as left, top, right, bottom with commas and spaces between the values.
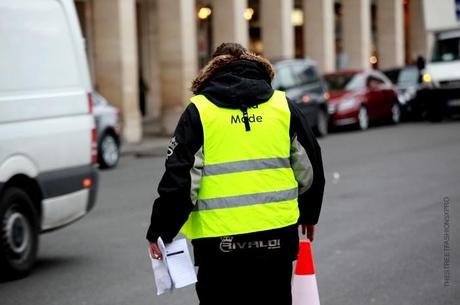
272, 66, 296, 89
397, 67, 419, 88
324, 73, 364, 91
432, 37, 460, 62
273, 63, 319, 90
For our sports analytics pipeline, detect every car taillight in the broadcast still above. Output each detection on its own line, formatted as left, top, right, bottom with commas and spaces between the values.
87, 93, 94, 113
323, 92, 331, 100
91, 128, 98, 165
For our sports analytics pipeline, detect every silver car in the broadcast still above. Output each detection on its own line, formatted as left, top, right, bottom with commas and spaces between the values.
92, 92, 122, 169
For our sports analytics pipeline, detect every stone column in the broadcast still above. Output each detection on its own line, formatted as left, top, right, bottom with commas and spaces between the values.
376, 0, 404, 69
212, 0, 249, 49
409, 0, 433, 61
303, 0, 335, 73
139, 0, 161, 122
342, 0, 372, 69
157, 0, 198, 135
260, 0, 294, 59
93, 0, 142, 143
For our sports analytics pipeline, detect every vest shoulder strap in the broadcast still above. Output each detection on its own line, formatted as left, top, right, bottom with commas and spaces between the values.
189, 94, 215, 110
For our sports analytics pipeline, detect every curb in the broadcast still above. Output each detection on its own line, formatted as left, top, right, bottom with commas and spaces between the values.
120, 138, 170, 158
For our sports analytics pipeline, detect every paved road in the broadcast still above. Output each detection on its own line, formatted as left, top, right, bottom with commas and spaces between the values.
1, 121, 459, 305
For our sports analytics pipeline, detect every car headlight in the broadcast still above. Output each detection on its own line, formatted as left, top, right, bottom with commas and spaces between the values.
398, 93, 407, 105
337, 98, 357, 111
405, 87, 416, 101
328, 103, 336, 114
422, 73, 432, 83
398, 87, 415, 105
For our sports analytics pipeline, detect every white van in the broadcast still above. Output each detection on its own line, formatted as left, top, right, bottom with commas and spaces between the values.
421, 0, 460, 120
422, 30, 460, 119
0, 0, 98, 278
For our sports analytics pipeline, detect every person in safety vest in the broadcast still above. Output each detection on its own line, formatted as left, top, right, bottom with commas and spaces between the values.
147, 42, 325, 305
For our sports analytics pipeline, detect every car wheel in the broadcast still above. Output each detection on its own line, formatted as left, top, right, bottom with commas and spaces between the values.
358, 106, 369, 130
391, 102, 401, 124
313, 110, 328, 138
99, 133, 120, 169
0, 187, 39, 280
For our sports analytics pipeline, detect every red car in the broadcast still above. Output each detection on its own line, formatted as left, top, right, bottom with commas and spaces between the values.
324, 70, 401, 130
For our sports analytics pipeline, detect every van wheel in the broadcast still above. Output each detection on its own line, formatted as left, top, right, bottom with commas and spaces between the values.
99, 133, 120, 169
0, 188, 39, 280
313, 110, 328, 138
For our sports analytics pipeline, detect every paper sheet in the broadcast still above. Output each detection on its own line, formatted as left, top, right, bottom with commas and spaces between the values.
163, 238, 197, 288
148, 237, 197, 295
149, 241, 172, 295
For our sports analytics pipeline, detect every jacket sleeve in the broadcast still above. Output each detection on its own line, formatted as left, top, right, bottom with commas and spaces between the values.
146, 103, 203, 243
288, 100, 325, 225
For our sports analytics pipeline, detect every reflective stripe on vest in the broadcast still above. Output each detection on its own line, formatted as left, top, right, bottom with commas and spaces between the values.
196, 187, 298, 211
202, 157, 290, 176
180, 90, 299, 239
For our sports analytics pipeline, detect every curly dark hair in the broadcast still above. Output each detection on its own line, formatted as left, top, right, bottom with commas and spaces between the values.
212, 42, 248, 58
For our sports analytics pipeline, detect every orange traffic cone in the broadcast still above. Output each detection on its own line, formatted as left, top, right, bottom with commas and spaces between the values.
292, 240, 320, 305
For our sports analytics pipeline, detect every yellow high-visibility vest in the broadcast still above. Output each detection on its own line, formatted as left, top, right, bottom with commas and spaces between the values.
180, 90, 299, 239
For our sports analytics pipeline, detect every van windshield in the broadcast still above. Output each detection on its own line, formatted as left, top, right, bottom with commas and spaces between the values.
432, 37, 460, 62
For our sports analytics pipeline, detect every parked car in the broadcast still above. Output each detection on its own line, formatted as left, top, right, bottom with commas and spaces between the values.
324, 70, 400, 130
92, 92, 122, 169
272, 59, 329, 137
0, 0, 98, 279
393, 66, 426, 119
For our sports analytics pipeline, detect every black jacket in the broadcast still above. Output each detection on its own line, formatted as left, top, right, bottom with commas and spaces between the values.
146, 59, 325, 265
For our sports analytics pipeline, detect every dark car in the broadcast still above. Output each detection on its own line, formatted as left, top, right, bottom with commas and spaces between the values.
92, 92, 122, 169
395, 66, 425, 119
381, 67, 401, 85
324, 70, 400, 130
272, 59, 329, 137
384, 65, 425, 120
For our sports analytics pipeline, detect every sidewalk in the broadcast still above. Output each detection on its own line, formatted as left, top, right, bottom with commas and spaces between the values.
121, 136, 170, 158
120, 120, 172, 157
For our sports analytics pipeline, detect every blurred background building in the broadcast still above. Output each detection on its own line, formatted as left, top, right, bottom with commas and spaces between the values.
73, 0, 433, 143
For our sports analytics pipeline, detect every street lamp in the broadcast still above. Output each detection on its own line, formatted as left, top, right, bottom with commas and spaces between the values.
198, 7, 212, 20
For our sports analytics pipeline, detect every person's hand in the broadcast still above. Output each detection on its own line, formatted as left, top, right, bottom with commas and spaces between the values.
300, 224, 315, 242
149, 242, 162, 260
